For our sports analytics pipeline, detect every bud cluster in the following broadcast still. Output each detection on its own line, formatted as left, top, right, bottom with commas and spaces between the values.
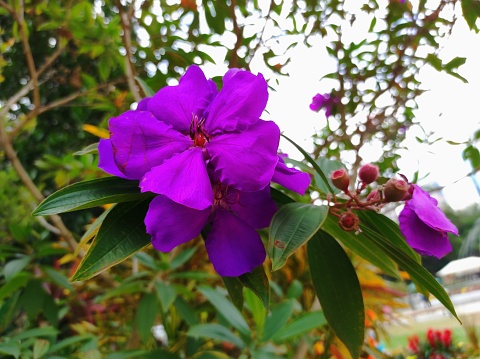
328, 163, 412, 232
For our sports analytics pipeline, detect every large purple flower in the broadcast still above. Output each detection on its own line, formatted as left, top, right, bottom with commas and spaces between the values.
399, 185, 458, 258
272, 154, 311, 195
145, 183, 276, 276
99, 65, 280, 210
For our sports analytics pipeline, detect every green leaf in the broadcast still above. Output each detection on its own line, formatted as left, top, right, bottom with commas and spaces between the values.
198, 286, 250, 338
244, 288, 266, 340
269, 203, 328, 271
307, 231, 364, 359
282, 134, 334, 194
444, 56, 467, 71
33, 177, 152, 216
361, 226, 460, 322
0, 272, 31, 301
192, 351, 231, 359
271, 311, 326, 342
155, 281, 177, 313
239, 265, 270, 310
47, 334, 94, 353
11, 327, 58, 341
103, 350, 149, 359
71, 199, 152, 281
33, 339, 50, 359
73, 143, 98, 156
43, 267, 74, 291
135, 76, 156, 97
4, 256, 30, 282
270, 187, 295, 207
188, 324, 245, 349
222, 276, 244, 311
321, 216, 400, 279
169, 247, 197, 270
174, 297, 199, 326
135, 293, 158, 342
262, 300, 294, 342
461, 0, 480, 32
0, 341, 20, 359
314, 158, 346, 195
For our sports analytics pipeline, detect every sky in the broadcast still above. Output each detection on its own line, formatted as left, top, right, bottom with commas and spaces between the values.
200, 0, 480, 210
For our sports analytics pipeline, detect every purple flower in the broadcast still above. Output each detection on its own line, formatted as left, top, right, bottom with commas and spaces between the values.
399, 185, 458, 258
145, 183, 277, 276
309, 93, 338, 117
99, 65, 280, 210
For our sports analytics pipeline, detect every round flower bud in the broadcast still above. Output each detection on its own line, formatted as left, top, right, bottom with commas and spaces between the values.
383, 179, 410, 202
330, 169, 350, 192
338, 211, 360, 232
358, 163, 379, 185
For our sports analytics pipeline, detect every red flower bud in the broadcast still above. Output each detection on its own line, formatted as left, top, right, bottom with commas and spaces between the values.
383, 179, 410, 202
338, 211, 359, 231
358, 163, 379, 184
366, 189, 381, 202
330, 169, 350, 192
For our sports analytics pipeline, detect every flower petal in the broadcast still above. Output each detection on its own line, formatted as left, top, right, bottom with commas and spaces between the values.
109, 110, 192, 179
205, 210, 266, 276
136, 97, 151, 111
272, 157, 311, 195
148, 65, 215, 134
140, 147, 214, 210
146, 195, 210, 252
204, 70, 268, 134
231, 186, 277, 229
399, 204, 452, 258
206, 120, 280, 192
408, 185, 458, 235
98, 139, 131, 179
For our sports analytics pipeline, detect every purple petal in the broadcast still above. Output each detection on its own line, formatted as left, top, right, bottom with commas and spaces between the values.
399, 204, 452, 258
98, 139, 131, 179
205, 210, 266, 276
146, 195, 210, 252
206, 120, 280, 192
231, 186, 277, 229
204, 70, 268, 134
148, 65, 214, 134
408, 185, 458, 235
109, 110, 192, 179
140, 147, 214, 210
309, 93, 326, 112
136, 97, 151, 111
272, 157, 311, 195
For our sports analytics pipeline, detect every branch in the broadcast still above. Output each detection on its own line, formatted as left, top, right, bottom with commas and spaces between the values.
118, 2, 142, 101
228, 0, 244, 69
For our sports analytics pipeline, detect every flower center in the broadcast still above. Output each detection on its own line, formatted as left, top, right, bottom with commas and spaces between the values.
190, 114, 209, 147
213, 183, 240, 210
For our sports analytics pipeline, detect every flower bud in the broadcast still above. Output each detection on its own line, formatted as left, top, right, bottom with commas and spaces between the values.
383, 179, 410, 202
358, 163, 379, 184
338, 211, 359, 231
330, 169, 350, 192
366, 189, 381, 202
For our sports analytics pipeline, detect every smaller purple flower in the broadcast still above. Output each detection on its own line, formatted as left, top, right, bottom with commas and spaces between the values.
145, 183, 277, 277
399, 185, 458, 258
309, 93, 339, 117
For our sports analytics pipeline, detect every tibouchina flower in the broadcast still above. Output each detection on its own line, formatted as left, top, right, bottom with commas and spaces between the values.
99, 65, 280, 210
399, 185, 458, 258
145, 184, 277, 276
309, 93, 339, 117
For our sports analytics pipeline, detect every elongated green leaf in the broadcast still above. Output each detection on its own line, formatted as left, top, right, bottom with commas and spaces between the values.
43, 267, 74, 291
244, 288, 266, 340
135, 76, 156, 97
33, 177, 152, 216
271, 311, 326, 342
188, 324, 245, 349
0, 272, 31, 301
155, 281, 177, 313
307, 231, 364, 359
33, 339, 50, 359
4, 256, 30, 282
239, 265, 270, 310
71, 199, 152, 281
322, 216, 400, 279
11, 327, 58, 341
222, 276, 244, 311
359, 211, 420, 262
0, 341, 20, 359
198, 286, 250, 338
262, 300, 294, 342
361, 226, 460, 322
281, 134, 334, 194
269, 203, 328, 271
270, 187, 295, 207
135, 293, 158, 342
74, 142, 98, 156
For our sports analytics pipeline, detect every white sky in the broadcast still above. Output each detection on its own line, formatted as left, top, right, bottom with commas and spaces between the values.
201, 1, 480, 210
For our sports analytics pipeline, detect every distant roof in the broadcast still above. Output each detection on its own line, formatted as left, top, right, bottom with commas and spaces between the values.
436, 256, 480, 277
